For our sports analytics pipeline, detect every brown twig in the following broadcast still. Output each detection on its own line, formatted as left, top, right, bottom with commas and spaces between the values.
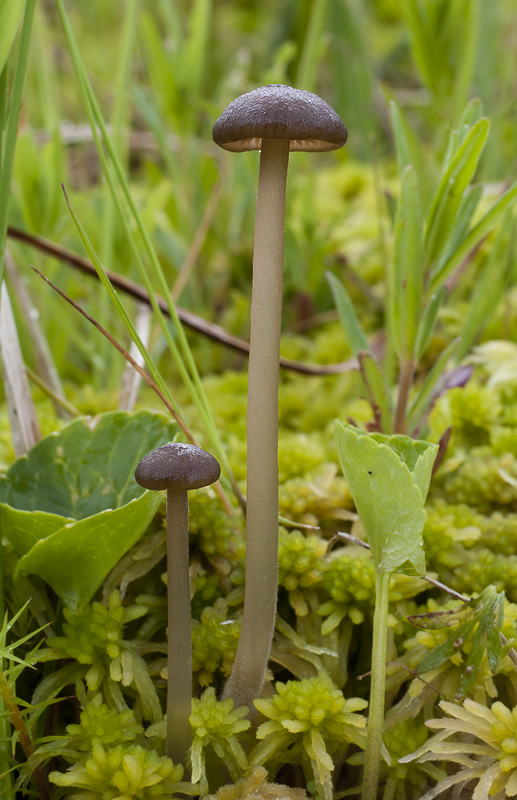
282, 517, 517, 668
31, 266, 238, 519
171, 165, 227, 302
8, 225, 377, 376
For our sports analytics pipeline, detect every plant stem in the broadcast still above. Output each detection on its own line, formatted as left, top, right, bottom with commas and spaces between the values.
223, 139, 290, 711
0, 6, 36, 795
55, 0, 239, 506
361, 570, 391, 800
0, 654, 50, 799
166, 489, 192, 767
393, 358, 414, 433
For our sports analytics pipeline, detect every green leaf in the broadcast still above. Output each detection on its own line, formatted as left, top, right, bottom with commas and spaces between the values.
357, 352, 393, 434
411, 586, 506, 697
0, 410, 176, 606
389, 100, 412, 174
433, 185, 483, 282
334, 422, 438, 576
442, 100, 484, 173
0, 505, 70, 557
425, 118, 490, 270
430, 180, 517, 290
326, 271, 370, 357
390, 165, 423, 360
0, 410, 176, 520
17, 493, 161, 608
414, 286, 446, 360
406, 338, 461, 435
0, 0, 25, 77
400, 0, 434, 93
486, 592, 504, 674
415, 617, 478, 675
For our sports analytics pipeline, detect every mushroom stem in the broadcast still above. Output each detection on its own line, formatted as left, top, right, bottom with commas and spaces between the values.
166, 487, 192, 764
224, 138, 290, 710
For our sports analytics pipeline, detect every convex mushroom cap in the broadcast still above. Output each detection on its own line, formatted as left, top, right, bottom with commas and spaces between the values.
135, 442, 221, 491
212, 84, 348, 153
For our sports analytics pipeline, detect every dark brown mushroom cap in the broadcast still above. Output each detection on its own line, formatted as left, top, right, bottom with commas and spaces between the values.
212, 84, 348, 153
135, 443, 221, 491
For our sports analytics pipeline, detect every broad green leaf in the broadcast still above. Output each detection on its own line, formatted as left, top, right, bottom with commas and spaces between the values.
357, 352, 393, 434
425, 118, 490, 270
326, 272, 370, 356
390, 165, 423, 360
0, 410, 177, 606
17, 492, 161, 608
0, 505, 70, 557
0, 0, 25, 76
335, 422, 438, 576
430, 180, 517, 290
0, 410, 176, 519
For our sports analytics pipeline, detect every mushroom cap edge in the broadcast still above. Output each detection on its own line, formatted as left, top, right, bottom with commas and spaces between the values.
212, 84, 348, 153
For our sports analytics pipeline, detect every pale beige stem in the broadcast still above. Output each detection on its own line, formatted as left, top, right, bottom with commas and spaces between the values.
166, 488, 192, 765
224, 138, 290, 710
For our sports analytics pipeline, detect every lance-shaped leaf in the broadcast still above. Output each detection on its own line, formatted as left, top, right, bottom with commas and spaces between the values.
425, 118, 489, 271
0, 0, 25, 76
430, 180, 517, 290
335, 421, 438, 576
390, 165, 423, 361
409, 586, 505, 698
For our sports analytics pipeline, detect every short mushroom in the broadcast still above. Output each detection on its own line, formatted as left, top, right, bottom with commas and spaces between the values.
135, 442, 221, 765
213, 85, 347, 710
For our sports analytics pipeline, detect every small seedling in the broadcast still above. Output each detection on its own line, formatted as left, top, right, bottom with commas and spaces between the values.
334, 421, 438, 800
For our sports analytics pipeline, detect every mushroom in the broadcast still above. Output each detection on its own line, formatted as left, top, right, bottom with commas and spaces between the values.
135, 442, 221, 765
213, 85, 347, 710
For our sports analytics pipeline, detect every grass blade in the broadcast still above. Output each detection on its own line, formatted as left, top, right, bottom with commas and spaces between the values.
390, 165, 423, 361
54, 0, 236, 489
0, 0, 36, 289
326, 271, 370, 357
430, 180, 517, 290
296, 0, 329, 92
425, 118, 490, 271
0, 0, 25, 76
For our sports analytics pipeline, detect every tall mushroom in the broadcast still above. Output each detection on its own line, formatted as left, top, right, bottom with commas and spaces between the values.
135, 442, 221, 765
213, 85, 347, 710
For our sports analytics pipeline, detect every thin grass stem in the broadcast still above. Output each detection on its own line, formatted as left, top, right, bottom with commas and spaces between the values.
54, 0, 237, 495
361, 570, 391, 800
